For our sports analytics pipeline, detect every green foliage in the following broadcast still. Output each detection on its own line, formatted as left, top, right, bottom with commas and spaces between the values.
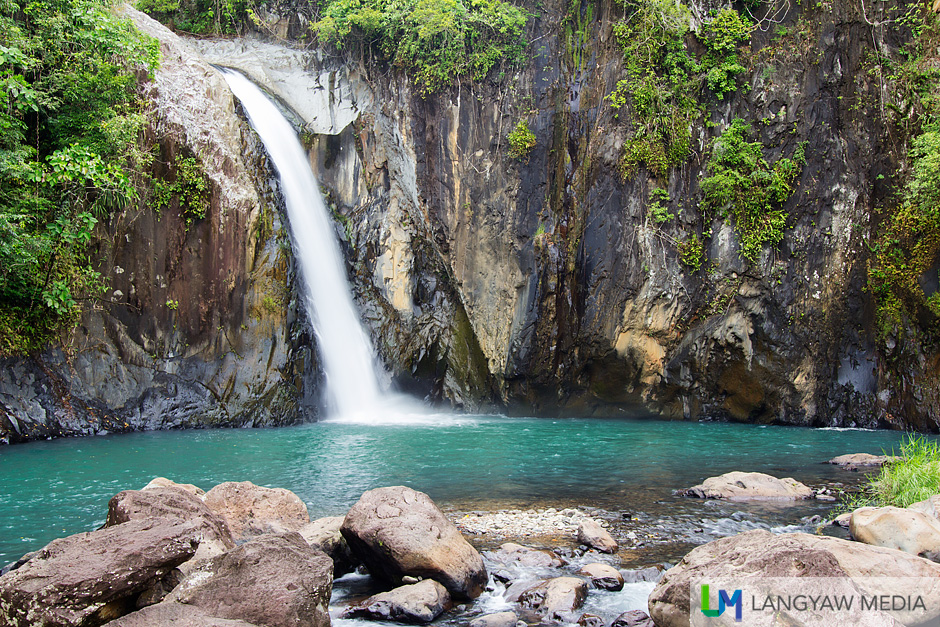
508, 119, 536, 160
647, 187, 672, 224
700, 119, 806, 263
153, 154, 210, 225
136, 0, 254, 34
0, 0, 158, 355
846, 435, 940, 510
678, 234, 705, 271
312, 0, 527, 95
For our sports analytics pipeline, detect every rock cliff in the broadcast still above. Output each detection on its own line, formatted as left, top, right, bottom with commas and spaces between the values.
2, 0, 937, 441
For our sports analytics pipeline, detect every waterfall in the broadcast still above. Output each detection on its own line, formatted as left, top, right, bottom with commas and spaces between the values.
220, 68, 387, 419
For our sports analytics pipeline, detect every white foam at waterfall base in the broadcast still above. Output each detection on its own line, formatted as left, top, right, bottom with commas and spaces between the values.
220, 68, 433, 424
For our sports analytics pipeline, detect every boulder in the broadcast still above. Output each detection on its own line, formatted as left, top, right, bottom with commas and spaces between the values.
108, 602, 259, 626
172, 532, 333, 627
0, 517, 200, 627
610, 609, 654, 627
577, 563, 624, 591
576, 519, 618, 553
517, 577, 588, 622
299, 515, 358, 576
142, 477, 205, 497
648, 530, 940, 627
832, 512, 853, 527
678, 471, 814, 500
850, 506, 940, 561
828, 453, 899, 471
577, 613, 605, 627
203, 481, 310, 540
908, 495, 940, 520
485, 542, 566, 568
341, 579, 450, 623
341, 486, 487, 599
106, 487, 234, 574
468, 611, 520, 627
621, 566, 663, 583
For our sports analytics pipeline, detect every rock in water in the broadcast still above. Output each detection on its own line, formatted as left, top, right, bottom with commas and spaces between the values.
172, 532, 333, 627
577, 613, 605, 627
517, 577, 588, 622
610, 609, 654, 627
577, 563, 624, 591
576, 519, 618, 553
850, 506, 940, 561
827, 453, 899, 471
342, 579, 451, 623
203, 481, 310, 540
299, 516, 359, 576
648, 530, 940, 627
341, 486, 487, 599
678, 471, 814, 500
0, 517, 200, 627
484, 542, 566, 568
468, 611, 520, 627
142, 477, 205, 497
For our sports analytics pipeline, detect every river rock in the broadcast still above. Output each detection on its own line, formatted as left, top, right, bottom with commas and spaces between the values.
517, 577, 588, 622
341, 486, 487, 599
299, 515, 358, 576
203, 481, 310, 540
850, 506, 940, 561
648, 529, 940, 627
678, 471, 814, 500
621, 566, 663, 583
577, 613, 605, 627
610, 609, 654, 627
142, 477, 205, 497
468, 611, 520, 627
486, 542, 566, 568
342, 579, 451, 623
108, 602, 259, 626
0, 517, 200, 627
577, 563, 624, 591
576, 519, 618, 553
171, 532, 333, 627
908, 495, 940, 519
828, 453, 899, 470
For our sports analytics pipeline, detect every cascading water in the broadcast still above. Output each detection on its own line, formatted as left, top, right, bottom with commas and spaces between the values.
220, 68, 387, 419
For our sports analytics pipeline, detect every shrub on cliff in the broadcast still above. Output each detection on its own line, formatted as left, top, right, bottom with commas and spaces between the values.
0, 0, 158, 355
312, 0, 527, 95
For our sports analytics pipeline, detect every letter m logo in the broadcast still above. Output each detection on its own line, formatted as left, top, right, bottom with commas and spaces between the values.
700, 585, 743, 622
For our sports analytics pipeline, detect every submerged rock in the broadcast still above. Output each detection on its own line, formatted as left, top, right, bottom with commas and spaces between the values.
204, 481, 310, 540
299, 515, 359, 576
850, 506, 940, 561
341, 486, 487, 599
576, 519, 618, 553
341, 579, 451, 623
577, 563, 624, 591
648, 530, 940, 627
171, 532, 333, 627
678, 471, 814, 501
0, 517, 200, 627
517, 577, 588, 622
828, 453, 899, 471
485, 542, 567, 568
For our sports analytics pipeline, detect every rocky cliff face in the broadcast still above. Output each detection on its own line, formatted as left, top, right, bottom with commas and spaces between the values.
0, 9, 317, 444
2, 0, 936, 442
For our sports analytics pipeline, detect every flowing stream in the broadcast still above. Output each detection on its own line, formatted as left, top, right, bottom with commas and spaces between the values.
220, 68, 387, 419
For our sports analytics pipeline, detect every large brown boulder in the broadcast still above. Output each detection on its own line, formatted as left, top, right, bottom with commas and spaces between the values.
341, 486, 487, 599
648, 530, 940, 627
517, 577, 588, 622
850, 506, 940, 561
0, 517, 200, 627
678, 471, 814, 500
203, 481, 310, 540
576, 519, 618, 553
577, 563, 624, 591
299, 515, 358, 576
908, 495, 940, 520
171, 532, 333, 627
342, 579, 451, 623
108, 603, 258, 626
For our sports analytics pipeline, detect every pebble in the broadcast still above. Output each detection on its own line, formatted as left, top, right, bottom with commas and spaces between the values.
453, 508, 598, 538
